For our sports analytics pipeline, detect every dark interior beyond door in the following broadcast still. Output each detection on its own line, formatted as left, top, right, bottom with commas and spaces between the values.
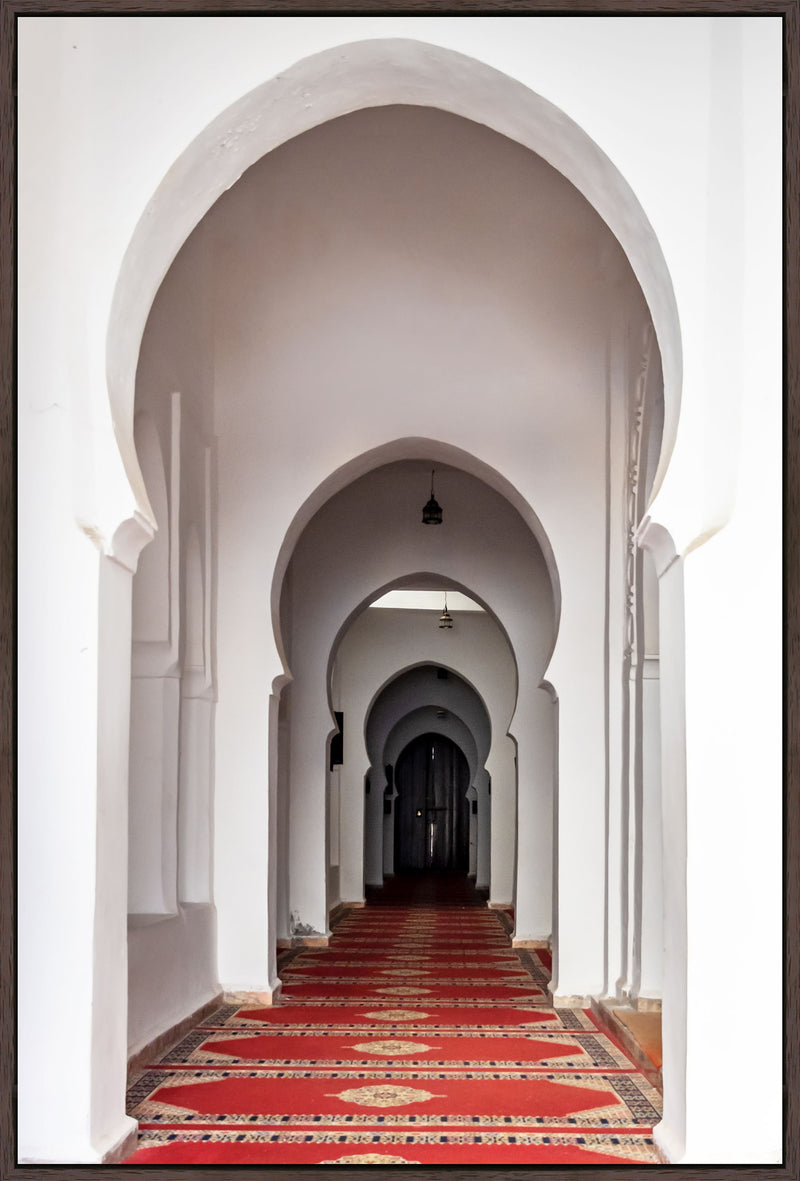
394, 733, 470, 872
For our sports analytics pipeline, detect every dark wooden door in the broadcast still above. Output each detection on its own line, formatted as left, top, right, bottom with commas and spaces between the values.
394, 734, 470, 872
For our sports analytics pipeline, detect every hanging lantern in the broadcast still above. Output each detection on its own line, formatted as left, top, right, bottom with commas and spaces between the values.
422, 468, 443, 525
438, 592, 453, 629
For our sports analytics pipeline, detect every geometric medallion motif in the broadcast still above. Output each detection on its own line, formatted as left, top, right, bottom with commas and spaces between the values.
328, 1084, 442, 1107
373, 986, 432, 996
359, 1010, 431, 1021
349, 1040, 432, 1056
318, 1154, 422, 1165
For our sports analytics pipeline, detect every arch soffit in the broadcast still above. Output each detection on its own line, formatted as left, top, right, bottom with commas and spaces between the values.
381, 708, 483, 781
286, 443, 554, 693
359, 656, 489, 736
393, 731, 473, 789
321, 565, 521, 715
109, 37, 680, 559
364, 662, 493, 761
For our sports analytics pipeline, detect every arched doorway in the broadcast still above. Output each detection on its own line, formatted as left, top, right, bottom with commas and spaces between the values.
394, 733, 470, 873
360, 656, 495, 893
120, 48, 670, 1165
119, 64, 668, 1018
275, 455, 554, 941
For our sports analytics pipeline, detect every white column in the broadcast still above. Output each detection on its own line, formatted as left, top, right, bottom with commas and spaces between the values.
513, 683, 555, 943
383, 786, 397, 876
128, 397, 181, 917
287, 696, 330, 937
92, 558, 142, 1156
644, 520, 782, 1164
474, 770, 491, 891
487, 737, 516, 905
637, 660, 662, 1001
466, 785, 478, 877
212, 554, 276, 988
275, 689, 291, 942
178, 511, 216, 905
547, 609, 607, 1002
645, 21, 781, 1162
19, 543, 139, 1162
328, 767, 341, 871
680, 545, 781, 1163
624, 537, 663, 1007
364, 767, 386, 887
640, 534, 687, 1162
337, 711, 367, 906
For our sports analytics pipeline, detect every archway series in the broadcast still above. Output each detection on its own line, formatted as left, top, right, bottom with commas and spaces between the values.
270, 454, 557, 941
121, 43, 674, 1165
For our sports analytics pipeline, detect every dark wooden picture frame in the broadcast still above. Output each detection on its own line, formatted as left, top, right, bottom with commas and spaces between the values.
1, 4, 796, 1180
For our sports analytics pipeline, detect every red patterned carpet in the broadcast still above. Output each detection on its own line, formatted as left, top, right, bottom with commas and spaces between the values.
124, 878, 662, 1166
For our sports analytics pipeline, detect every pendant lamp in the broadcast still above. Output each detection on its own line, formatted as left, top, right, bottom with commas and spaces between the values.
422, 468, 443, 525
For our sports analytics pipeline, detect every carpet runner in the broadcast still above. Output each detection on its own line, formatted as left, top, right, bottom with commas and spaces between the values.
124, 896, 662, 1166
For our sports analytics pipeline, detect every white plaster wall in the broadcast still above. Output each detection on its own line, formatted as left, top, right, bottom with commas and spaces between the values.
653, 24, 781, 1162
126, 220, 221, 1054
16, 17, 782, 1165
15, 14, 705, 529
127, 677, 180, 914
178, 698, 214, 904
17, 27, 141, 1134
127, 905, 219, 1058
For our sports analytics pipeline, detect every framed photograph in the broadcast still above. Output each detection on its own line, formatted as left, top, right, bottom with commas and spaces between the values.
4, 6, 796, 1180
